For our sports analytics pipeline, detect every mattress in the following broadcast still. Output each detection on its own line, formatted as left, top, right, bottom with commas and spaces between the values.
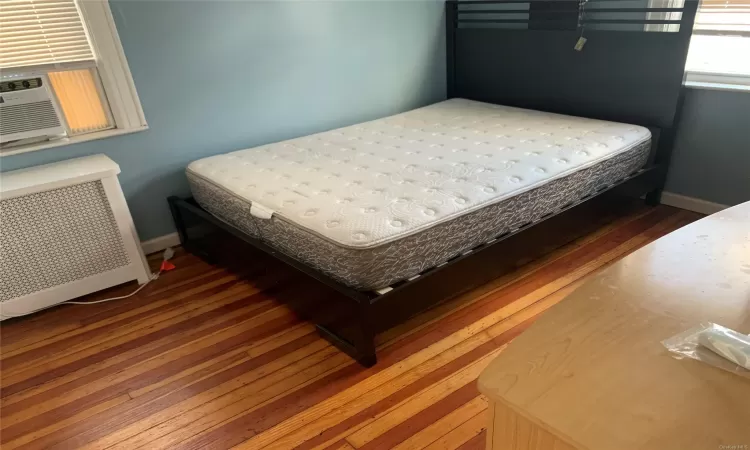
187, 99, 651, 290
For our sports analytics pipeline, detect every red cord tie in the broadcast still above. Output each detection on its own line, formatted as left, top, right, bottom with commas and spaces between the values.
160, 260, 176, 272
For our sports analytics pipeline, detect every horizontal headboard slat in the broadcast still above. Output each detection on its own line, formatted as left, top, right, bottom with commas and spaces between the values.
447, 0, 698, 130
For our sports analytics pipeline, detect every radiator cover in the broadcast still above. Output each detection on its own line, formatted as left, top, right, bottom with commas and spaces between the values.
0, 155, 151, 318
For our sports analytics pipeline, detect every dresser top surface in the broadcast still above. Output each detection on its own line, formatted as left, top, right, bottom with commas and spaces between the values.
479, 201, 750, 450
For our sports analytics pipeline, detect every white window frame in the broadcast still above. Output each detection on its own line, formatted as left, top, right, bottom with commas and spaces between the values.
684, 32, 750, 91
686, 70, 750, 91
646, 0, 750, 91
684, 2, 750, 91
0, 0, 147, 157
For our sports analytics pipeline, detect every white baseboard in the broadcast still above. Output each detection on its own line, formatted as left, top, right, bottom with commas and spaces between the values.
140, 232, 180, 256
660, 191, 729, 215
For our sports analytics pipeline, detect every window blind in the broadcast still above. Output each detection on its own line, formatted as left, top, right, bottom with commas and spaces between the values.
48, 69, 111, 134
0, 0, 95, 69
695, 0, 750, 34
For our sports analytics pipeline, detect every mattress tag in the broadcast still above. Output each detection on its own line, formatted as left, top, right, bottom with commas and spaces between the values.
250, 203, 274, 220
574, 37, 587, 51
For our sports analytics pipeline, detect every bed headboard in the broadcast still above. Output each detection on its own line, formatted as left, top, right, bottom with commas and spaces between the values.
446, 0, 698, 131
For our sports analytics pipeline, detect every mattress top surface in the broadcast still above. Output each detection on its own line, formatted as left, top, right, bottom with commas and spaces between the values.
188, 99, 650, 249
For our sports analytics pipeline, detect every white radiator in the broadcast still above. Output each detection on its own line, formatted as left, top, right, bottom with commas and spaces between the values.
0, 154, 151, 319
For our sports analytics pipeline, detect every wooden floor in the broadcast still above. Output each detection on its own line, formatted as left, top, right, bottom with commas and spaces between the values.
0, 205, 701, 450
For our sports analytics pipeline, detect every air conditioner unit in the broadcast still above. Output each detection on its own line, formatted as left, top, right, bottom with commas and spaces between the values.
0, 155, 152, 319
0, 77, 66, 145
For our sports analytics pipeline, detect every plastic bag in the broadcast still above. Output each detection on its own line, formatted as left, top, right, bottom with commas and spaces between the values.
662, 322, 750, 379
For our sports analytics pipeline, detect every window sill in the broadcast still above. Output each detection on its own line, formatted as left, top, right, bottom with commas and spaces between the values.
685, 81, 750, 93
0, 126, 148, 158
685, 72, 750, 93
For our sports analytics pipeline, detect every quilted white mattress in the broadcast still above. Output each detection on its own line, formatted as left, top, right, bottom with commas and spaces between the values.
187, 99, 651, 249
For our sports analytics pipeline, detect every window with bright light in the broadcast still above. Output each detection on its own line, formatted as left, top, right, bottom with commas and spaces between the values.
0, 0, 146, 156
686, 0, 750, 85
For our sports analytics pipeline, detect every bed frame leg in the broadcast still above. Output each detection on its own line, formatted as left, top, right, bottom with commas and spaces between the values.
168, 196, 190, 246
315, 302, 377, 367
355, 306, 377, 367
645, 189, 662, 206
167, 196, 218, 264
316, 325, 376, 368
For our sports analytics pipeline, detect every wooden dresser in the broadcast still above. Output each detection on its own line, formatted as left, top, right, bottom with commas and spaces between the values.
479, 201, 750, 450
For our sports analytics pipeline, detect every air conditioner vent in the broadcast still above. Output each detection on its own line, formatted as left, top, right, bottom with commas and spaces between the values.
0, 100, 61, 136
0, 77, 66, 143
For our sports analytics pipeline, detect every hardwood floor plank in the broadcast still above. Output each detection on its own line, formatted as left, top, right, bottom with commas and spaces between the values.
324, 441, 358, 450
351, 387, 487, 450
127, 323, 316, 399
0, 282, 256, 390
14, 339, 339, 450
271, 341, 505, 450
1, 300, 270, 410
454, 431, 487, 450
97, 347, 352, 450
1, 275, 311, 397
0, 311, 304, 445
1, 310, 301, 430
113, 349, 354, 450
144, 333, 491, 450
2, 394, 131, 450
421, 411, 487, 450
1, 270, 289, 371
238, 347, 505, 450
388, 396, 488, 450
1, 274, 246, 364
0, 322, 83, 356
1, 256, 293, 362
1, 291, 287, 406
1, 297, 284, 405
0, 205, 699, 450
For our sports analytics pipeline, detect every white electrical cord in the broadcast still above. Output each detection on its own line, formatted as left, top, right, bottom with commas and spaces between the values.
63, 272, 160, 305
0, 273, 159, 319
0, 248, 174, 320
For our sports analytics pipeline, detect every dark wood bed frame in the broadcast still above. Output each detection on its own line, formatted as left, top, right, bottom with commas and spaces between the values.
169, 0, 698, 367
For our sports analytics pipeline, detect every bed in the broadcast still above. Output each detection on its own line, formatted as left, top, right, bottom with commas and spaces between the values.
186, 99, 651, 291
170, 0, 699, 366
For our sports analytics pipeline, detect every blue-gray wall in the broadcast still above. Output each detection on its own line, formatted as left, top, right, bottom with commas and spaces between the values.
0, 0, 446, 241
665, 88, 750, 206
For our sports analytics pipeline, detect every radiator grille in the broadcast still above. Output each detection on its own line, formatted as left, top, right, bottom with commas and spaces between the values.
0, 181, 131, 302
0, 100, 61, 135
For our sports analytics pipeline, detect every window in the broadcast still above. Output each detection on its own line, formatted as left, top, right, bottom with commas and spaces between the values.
0, 0, 146, 156
686, 0, 750, 87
